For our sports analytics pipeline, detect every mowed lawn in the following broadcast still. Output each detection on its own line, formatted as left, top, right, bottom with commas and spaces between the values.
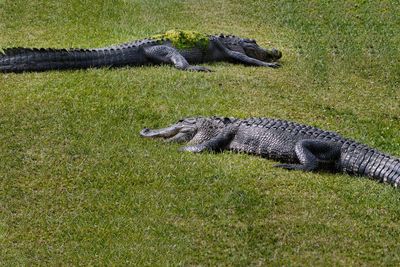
1, 0, 400, 265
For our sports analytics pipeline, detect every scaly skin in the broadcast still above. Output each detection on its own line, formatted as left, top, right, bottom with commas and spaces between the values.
0, 30, 282, 73
140, 117, 400, 187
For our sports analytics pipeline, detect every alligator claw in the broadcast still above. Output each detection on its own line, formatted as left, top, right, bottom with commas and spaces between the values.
274, 163, 300, 170
267, 62, 281, 68
179, 145, 205, 153
187, 66, 213, 72
274, 163, 316, 172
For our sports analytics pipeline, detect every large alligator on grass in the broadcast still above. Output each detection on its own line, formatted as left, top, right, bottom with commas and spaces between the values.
0, 30, 282, 73
141, 116, 400, 187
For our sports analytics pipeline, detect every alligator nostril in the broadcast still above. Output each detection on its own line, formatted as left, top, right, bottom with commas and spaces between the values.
140, 128, 150, 136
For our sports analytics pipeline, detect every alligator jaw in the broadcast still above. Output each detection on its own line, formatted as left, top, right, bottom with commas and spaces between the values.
140, 126, 181, 139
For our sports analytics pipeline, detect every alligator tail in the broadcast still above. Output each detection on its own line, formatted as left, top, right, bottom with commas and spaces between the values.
0, 46, 139, 73
340, 142, 400, 187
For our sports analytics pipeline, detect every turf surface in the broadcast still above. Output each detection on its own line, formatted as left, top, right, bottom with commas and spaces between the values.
1, 0, 400, 265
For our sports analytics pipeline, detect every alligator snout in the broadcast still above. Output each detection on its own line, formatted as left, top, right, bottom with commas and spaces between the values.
140, 128, 151, 136
140, 128, 164, 138
140, 125, 181, 138
271, 48, 282, 60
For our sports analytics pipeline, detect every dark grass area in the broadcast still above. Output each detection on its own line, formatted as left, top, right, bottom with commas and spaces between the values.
1, 0, 400, 265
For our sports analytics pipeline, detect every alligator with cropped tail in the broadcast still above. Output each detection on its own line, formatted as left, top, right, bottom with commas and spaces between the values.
0, 30, 282, 73
141, 117, 400, 187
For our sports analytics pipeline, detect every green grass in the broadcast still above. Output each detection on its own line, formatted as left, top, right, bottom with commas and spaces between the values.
1, 0, 400, 265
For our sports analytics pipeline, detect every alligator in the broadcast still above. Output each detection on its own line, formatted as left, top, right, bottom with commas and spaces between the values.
0, 30, 282, 73
140, 116, 400, 187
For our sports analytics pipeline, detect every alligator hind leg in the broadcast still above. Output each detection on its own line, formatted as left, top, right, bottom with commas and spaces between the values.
143, 45, 211, 72
275, 140, 341, 172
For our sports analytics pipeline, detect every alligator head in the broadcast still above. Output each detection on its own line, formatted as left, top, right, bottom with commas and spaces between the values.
140, 117, 234, 144
219, 34, 282, 62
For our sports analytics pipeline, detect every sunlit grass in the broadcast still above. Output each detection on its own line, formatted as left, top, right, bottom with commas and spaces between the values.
1, 0, 400, 265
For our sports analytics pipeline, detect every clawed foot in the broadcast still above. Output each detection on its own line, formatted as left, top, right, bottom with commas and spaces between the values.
266, 62, 281, 68
274, 163, 302, 170
187, 65, 213, 72
274, 163, 317, 172
179, 145, 205, 153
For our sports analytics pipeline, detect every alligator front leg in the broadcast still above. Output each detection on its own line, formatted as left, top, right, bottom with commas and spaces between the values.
275, 139, 341, 172
143, 45, 211, 72
213, 39, 280, 68
180, 127, 236, 153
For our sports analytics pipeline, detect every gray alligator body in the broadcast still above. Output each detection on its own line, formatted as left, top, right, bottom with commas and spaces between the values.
141, 117, 400, 187
0, 30, 282, 73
